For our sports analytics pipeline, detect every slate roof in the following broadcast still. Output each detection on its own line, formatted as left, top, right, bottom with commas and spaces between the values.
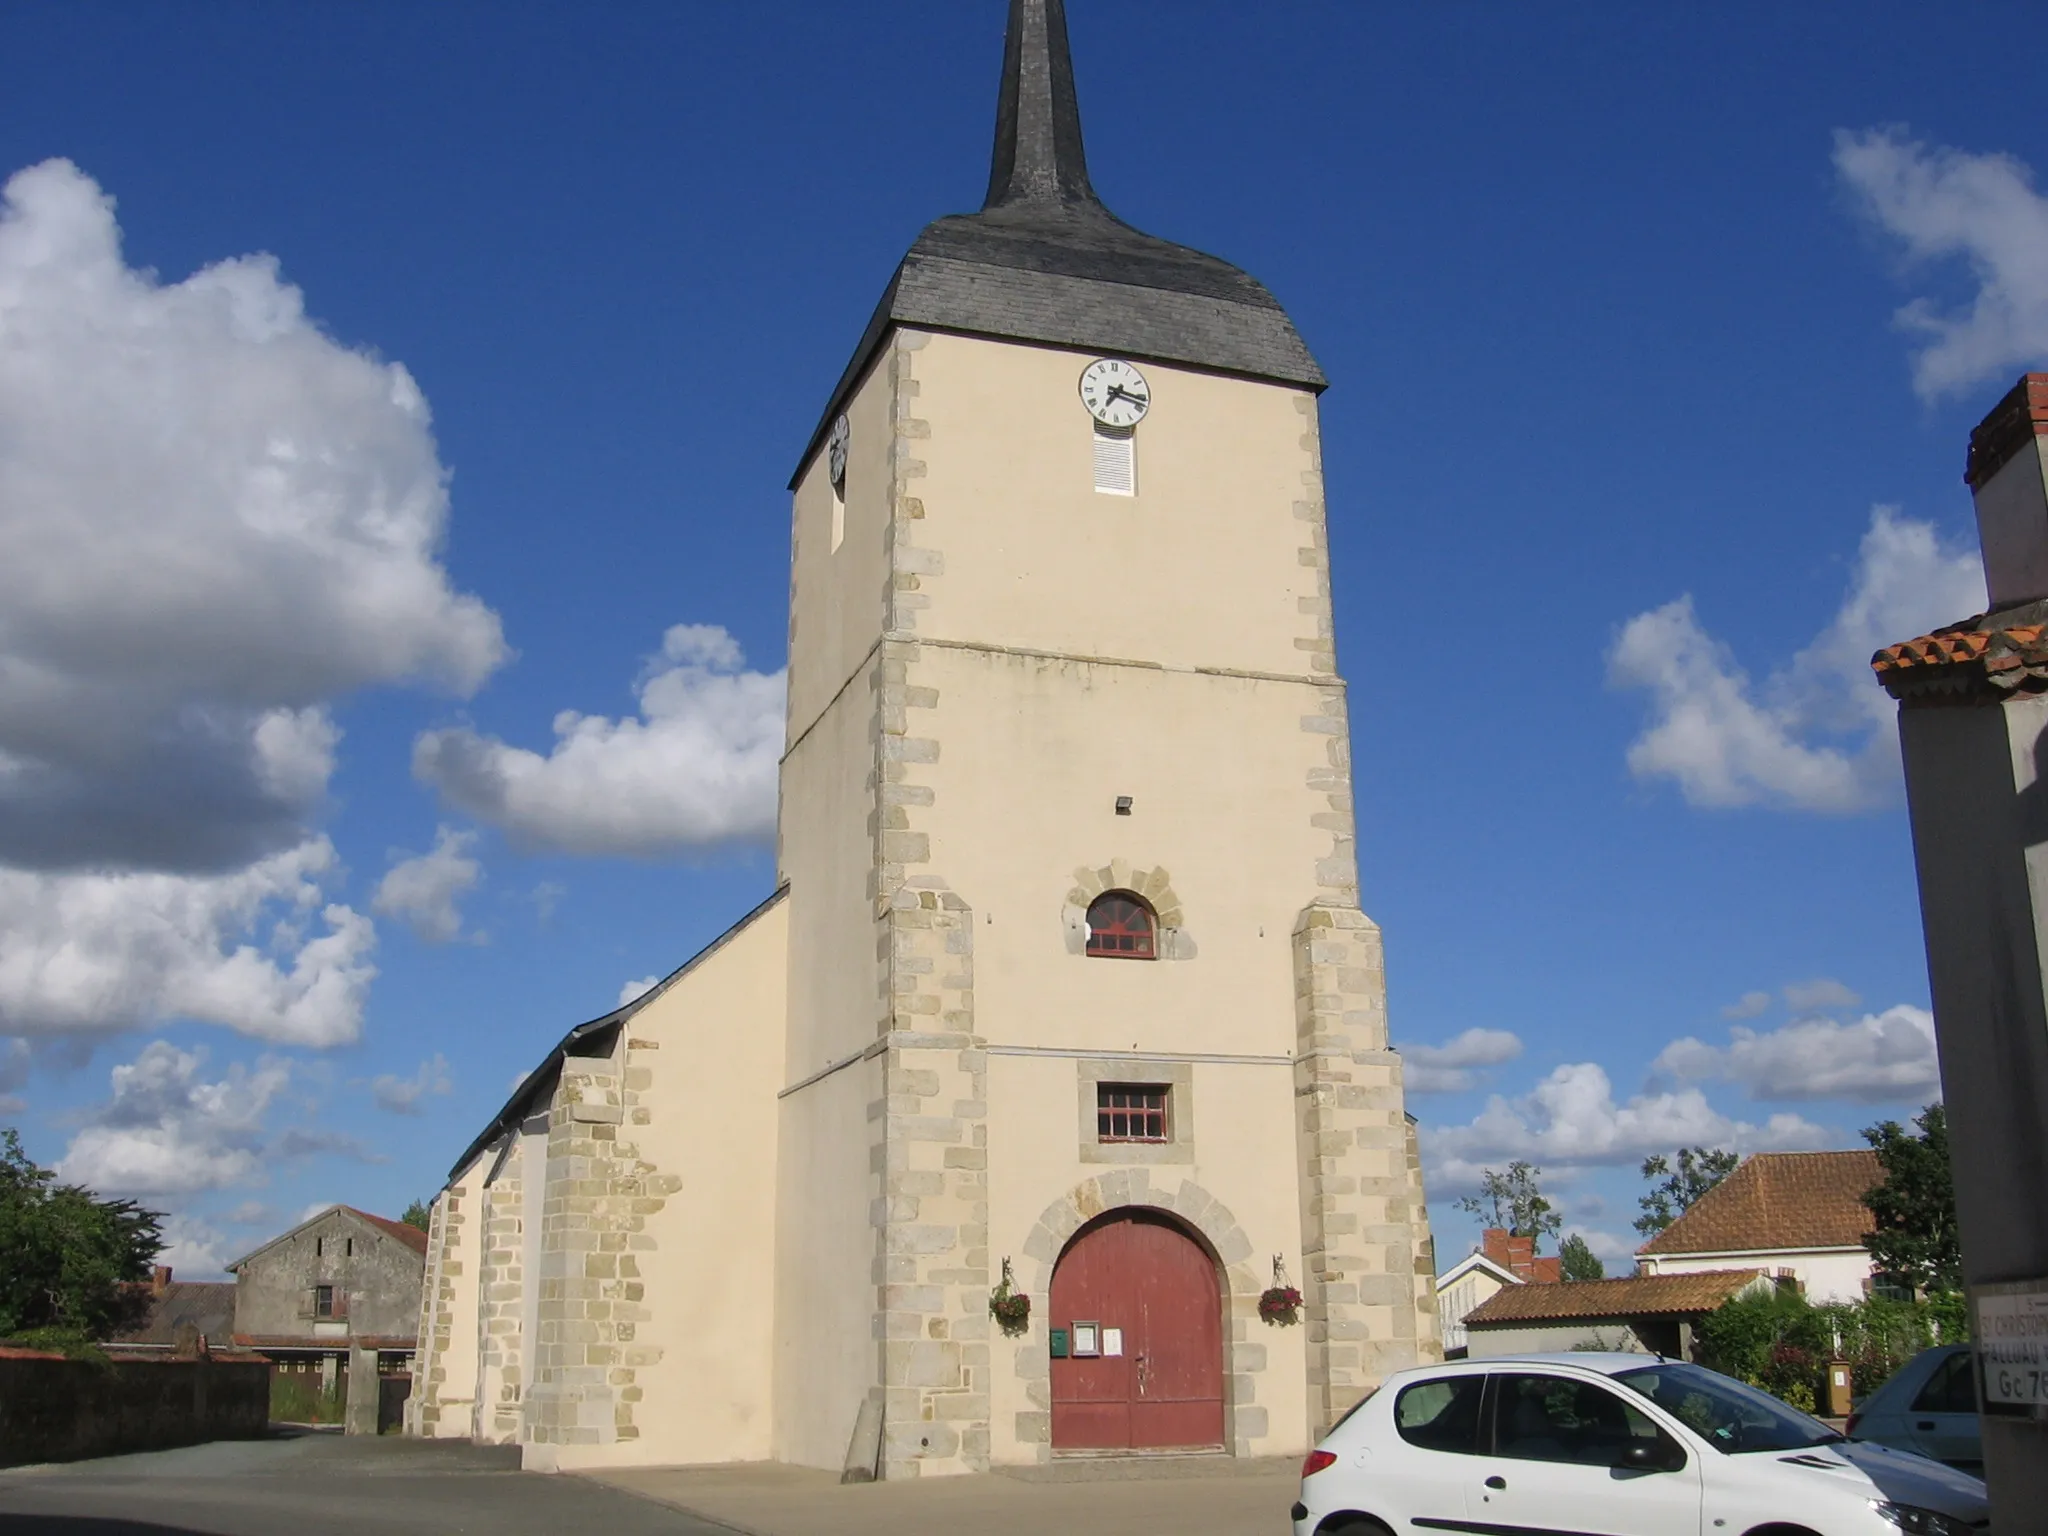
114, 1281, 236, 1346
792, 0, 1324, 485
1636, 1151, 1880, 1258
1463, 1269, 1765, 1326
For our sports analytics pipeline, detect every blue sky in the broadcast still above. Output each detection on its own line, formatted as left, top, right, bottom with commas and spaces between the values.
2, 1, 2043, 1278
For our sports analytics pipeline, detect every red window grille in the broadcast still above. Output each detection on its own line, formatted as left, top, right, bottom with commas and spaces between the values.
1097, 1084, 1170, 1143
1085, 893, 1156, 959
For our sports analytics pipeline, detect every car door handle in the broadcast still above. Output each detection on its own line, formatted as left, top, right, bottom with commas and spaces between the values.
1916, 1420, 1936, 1430
1484, 1476, 1506, 1490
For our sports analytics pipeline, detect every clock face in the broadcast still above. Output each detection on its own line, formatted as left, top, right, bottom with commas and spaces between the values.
1079, 359, 1151, 429
827, 413, 850, 491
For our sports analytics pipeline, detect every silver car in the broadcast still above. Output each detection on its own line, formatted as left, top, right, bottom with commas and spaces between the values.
1847, 1344, 1982, 1473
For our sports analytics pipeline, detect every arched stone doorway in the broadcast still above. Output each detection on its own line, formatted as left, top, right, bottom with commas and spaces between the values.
1048, 1208, 1224, 1451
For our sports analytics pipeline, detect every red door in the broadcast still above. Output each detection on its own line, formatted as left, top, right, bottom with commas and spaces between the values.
1049, 1210, 1224, 1451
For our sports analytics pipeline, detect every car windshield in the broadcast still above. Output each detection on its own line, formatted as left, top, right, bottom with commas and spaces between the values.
1613, 1361, 1844, 1454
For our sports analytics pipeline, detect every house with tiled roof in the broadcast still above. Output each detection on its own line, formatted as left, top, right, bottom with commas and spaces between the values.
1634, 1150, 1882, 1303
227, 1205, 428, 1433
1462, 1269, 1773, 1360
111, 1266, 237, 1354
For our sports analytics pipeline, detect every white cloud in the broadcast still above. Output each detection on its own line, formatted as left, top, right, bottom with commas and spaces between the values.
1654, 1004, 1940, 1104
0, 837, 375, 1047
0, 159, 505, 875
222, 1200, 277, 1227
1784, 977, 1861, 1011
1836, 128, 2048, 400
1722, 991, 1772, 1020
618, 975, 661, 1008
1422, 1062, 1828, 1194
414, 625, 783, 857
1400, 1028, 1524, 1093
57, 1041, 289, 1197
157, 1213, 233, 1280
370, 1053, 452, 1116
1575, 1228, 1639, 1273
1609, 509, 1984, 812
372, 827, 483, 945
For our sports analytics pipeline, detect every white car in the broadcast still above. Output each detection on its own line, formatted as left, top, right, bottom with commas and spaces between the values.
1293, 1353, 1990, 1536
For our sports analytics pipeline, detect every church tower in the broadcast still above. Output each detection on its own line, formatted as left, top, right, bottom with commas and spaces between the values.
774, 0, 1439, 1478
407, 0, 1438, 1482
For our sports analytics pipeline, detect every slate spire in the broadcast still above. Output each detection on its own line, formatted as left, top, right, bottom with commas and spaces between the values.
983, 0, 1101, 211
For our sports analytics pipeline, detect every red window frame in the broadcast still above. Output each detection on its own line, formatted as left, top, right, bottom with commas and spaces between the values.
1085, 892, 1157, 959
1097, 1084, 1170, 1143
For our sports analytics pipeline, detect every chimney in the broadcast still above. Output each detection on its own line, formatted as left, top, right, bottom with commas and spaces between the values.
1481, 1228, 1543, 1281
1966, 373, 2048, 608
152, 1265, 172, 1295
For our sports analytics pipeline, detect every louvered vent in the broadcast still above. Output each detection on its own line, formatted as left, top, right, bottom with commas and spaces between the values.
1092, 425, 1135, 496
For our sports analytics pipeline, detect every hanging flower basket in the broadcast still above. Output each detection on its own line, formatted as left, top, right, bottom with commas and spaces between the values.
990, 1260, 1032, 1336
1259, 1285, 1304, 1325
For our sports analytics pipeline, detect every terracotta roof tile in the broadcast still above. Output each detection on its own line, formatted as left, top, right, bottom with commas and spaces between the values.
1463, 1269, 1764, 1326
1872, 619, 2048, 703
349, 1207, 430, 1255
1636, 1150, 1880, 1257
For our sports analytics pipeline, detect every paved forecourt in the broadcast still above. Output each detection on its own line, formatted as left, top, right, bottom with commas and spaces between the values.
586, 1454, 1305, 1536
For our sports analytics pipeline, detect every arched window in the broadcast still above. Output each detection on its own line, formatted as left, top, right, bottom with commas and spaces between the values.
1085, 892, 1157, 960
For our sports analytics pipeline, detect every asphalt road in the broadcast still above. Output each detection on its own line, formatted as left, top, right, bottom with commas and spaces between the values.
0, 1431, 737, 1536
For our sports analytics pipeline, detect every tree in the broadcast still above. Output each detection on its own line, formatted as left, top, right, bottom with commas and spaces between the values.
1635, 1146, 1739, 1238
1454, 1162, 1561, 1251
1559, 1232, 1605, 1282
1861, 1103, 1960, 1296
0, 1128, 163, 1341
401, 1198, 432, 1232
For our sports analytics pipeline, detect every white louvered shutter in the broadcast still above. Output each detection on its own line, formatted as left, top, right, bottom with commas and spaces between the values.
1092, 425, 1135, 495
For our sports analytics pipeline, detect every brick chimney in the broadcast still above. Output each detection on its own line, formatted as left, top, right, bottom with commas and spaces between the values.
1480, 1228, 1555, 1282
1966, 374, 2048, 608
151, 1265, 172, 1295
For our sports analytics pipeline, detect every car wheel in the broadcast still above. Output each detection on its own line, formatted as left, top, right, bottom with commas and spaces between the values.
1318, 1519, 1393, 1536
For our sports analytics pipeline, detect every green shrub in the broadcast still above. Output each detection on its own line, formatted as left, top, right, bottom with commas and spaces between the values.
1696, 1289, 1967, 1405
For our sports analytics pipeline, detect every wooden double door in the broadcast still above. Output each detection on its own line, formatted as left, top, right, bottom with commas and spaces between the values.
1049, 1210, 1224, 1451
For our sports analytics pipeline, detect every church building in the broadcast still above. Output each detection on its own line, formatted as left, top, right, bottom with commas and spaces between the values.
407, 0, 1441, 1477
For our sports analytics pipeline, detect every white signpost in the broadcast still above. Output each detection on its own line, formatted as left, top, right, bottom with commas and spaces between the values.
1976, 1281, 2048, 1411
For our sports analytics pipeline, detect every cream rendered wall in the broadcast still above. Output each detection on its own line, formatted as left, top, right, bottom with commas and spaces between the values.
1638, 1248, 1872, 1304
985, 1052, 1310, 1463
598, 896, 789, 1467
922, 650, 1335, 1058
906, 332, 1323, 676
773, 348, 907, 1473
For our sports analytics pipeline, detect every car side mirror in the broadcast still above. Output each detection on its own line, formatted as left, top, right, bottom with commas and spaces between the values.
1620, 1440, 1682, 1473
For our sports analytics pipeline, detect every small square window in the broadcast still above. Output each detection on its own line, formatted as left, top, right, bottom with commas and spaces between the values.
314, 1285, 335, 1318
1097, 1084, 1170, 1143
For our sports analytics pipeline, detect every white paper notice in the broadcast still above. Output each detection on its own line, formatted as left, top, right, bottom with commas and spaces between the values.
1101, 1328, 1123, 1357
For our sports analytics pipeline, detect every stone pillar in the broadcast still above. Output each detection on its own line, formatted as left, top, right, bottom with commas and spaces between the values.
1291, 901, 1441, 1437
406, 1186, 458, 1436
869, 883, 989, 1479
344, 1345, 379, 1435
521, 1044, 674, 1467
473, 1138, 526, 1444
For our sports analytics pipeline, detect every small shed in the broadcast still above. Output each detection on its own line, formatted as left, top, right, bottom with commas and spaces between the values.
1461, 1268, 1772, 1360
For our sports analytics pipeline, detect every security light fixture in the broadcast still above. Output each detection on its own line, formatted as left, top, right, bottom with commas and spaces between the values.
1114, 795, 1132, 815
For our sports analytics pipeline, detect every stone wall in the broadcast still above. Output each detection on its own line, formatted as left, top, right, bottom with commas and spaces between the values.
1291, 902, 1440, 1436
521, 1044, 676, 1462
405, 1167, 476, 1437
0, 1350, 270, 1468
233, 1207, 423, 1342
473, 1130, 531, 1443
